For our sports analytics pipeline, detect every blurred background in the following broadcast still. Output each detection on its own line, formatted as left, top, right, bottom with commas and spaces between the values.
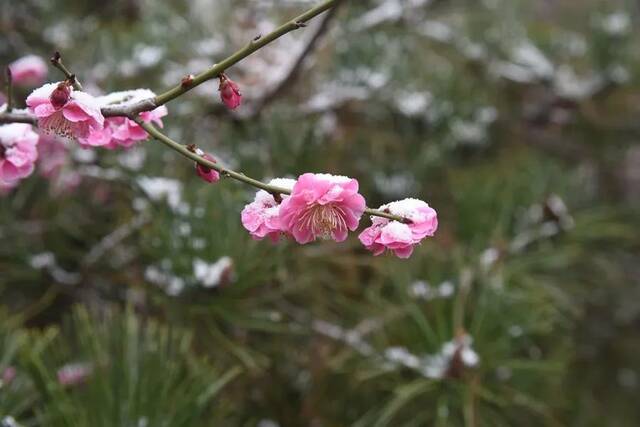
1, 0, 640, 425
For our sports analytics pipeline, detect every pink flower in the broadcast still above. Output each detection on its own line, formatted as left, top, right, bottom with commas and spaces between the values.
26, 82, 104, 140
195, 152, 220, 183
9, 55, 48, 86
359, 198, 437, 259
78, 89, 167, 149
279, 173, 366, 244
78, 122, 113, 147
219, 75, 242, 109
0, 123, 39, 188
241, 178, 296, 242
80, 106, 167, 149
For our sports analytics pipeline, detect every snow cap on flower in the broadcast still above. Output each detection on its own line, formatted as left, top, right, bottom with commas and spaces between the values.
359, 198, 437, 258
9, 55, 48, 86
241, 178, 296, 242
279, 173, 366, 244
26, 82, 104, 140
79, 89, 167, 149
195, 151, 220, 183
0, 123, 39, 188
219, 75, 242, 109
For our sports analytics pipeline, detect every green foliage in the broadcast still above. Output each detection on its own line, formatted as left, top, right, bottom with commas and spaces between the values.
5, 307, 239, 426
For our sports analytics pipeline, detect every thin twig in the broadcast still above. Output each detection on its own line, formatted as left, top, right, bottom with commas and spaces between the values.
0, 110, 36, 125
0, 0, 339, 123
50, 51, 83, 90
151, 0, 339, 109
133, 118, 411, 223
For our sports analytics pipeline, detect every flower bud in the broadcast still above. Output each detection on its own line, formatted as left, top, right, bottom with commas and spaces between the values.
49, 81, 71, 110
218, 75, 242, 110
196, 153, 220, 183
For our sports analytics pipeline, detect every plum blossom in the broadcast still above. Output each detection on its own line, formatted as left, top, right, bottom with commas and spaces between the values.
80, 108, 167, 149
359, 198, 437, 258
195, 151, 220, 183
0, 123, 39, 188
219, 75, 242, 109
241, 178, 296, 241
279, 173, 366, 244
8, 55, 48, 86
26, 81, 104, 140
79, 89, 167, 149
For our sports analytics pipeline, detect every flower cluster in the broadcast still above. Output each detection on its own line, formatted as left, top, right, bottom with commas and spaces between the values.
80, 89, 168, 149
26, 81, 104, 140
238, 174, 438, 258
25, 84, 168, 149
6, 67, 438, 259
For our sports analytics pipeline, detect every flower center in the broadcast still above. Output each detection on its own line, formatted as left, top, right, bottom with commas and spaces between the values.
301, 204, 346, 239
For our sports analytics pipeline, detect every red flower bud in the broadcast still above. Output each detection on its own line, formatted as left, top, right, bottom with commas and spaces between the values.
218, 75, 242, 110
50, 81, 71, 110
196, 153, 221, 183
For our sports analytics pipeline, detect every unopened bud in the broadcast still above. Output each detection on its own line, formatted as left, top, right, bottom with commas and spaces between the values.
50, 81, 71, 110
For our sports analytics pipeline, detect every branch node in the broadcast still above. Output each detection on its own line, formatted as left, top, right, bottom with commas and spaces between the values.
253, 34, 262, 42
294, 21, 308, 28
181, 74, 195, 88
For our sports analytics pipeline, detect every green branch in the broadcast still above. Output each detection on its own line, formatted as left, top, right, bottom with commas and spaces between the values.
133, 118, 409, 224
153, 0, 340, 108
0, 0, 340, 121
